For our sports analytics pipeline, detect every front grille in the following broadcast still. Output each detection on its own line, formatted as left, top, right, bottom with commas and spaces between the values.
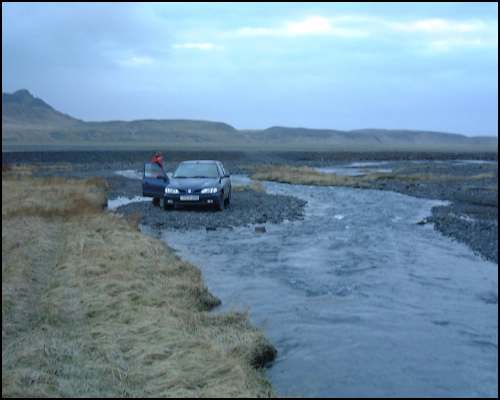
179, 188, 202, 194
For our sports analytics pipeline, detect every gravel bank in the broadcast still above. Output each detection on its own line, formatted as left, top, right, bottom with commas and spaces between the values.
3, 149, 497, 173
116, 188, 306, 231
18, 160, 307, 231
428, 205, 498, 263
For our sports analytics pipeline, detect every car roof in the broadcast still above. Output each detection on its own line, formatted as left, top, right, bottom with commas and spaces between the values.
179, 160, 221, 164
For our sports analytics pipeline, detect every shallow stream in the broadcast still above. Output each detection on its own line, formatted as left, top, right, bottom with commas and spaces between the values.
158, 182, 498, 397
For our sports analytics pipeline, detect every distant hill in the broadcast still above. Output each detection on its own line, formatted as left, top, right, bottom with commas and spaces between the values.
2, 90, 498, 151
252, 126, 497, 149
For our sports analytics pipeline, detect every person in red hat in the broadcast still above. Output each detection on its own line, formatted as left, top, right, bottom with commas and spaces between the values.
149, 152, 165, 207
151, 151, 164, 169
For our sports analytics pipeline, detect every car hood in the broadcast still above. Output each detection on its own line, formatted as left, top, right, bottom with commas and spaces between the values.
168, 177, 220, 190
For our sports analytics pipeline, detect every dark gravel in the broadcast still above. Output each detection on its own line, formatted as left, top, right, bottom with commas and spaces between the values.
428, 205, 498, 263
19, 160, 307, 231
116, 189, 306, 231
102, 173, 306, 230
3, 149, 497, 173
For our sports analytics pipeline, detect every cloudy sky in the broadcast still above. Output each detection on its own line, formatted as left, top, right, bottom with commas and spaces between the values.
2, 2, 498, 135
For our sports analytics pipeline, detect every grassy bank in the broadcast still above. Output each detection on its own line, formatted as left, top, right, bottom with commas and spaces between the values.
2, 167, 275, 397
251, 165, 496, 188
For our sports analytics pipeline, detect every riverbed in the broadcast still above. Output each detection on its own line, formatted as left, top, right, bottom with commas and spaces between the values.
157, 181, 498, 397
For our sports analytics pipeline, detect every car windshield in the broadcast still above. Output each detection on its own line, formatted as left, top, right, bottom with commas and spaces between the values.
173, 163, 219, 179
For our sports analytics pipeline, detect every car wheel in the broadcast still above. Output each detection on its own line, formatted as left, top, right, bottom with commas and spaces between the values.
152, 197, 160, 207
224, 190, 231, 208
163, 199, 174, 211
216, 192, 225, 211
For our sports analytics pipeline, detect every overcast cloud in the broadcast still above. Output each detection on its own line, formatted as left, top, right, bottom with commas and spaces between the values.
2, 2, 498, 135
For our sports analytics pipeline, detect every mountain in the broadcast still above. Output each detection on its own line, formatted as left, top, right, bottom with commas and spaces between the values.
2, 90, 498, 151
3, 89, 81, 126
2, 90, 244, 147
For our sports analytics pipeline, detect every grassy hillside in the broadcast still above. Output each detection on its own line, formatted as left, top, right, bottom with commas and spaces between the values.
3, 90, 247, 147
249, 127, 497, 150
2, 89, 80, 126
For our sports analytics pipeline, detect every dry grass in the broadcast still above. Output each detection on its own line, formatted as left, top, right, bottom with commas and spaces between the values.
233, 181, 266, 193
251, 165, 371, 187
2, 175, 108, 219
2, 167, 275, 397
1, 163, 33, 176
2, 163, 12, 173
251, 165, 497, 188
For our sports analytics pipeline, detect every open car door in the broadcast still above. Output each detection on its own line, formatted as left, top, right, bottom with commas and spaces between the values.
142, 162, 168, 198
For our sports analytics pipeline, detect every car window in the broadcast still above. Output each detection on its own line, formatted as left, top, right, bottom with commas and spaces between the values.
217, 163, 225, 177
144, 163, 165, 179
220, 163, 229, 176
173, 163, 220, 178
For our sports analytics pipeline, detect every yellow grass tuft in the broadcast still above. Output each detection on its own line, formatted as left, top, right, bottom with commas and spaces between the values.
251, 165, 370, 187
251, 165, 497, 188
2, 175, 108, 219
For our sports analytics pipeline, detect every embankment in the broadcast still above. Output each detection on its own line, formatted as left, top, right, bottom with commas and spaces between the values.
2, 166, 276, 397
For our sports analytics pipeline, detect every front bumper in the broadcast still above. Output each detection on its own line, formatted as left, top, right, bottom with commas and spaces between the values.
164, 193, 220, 207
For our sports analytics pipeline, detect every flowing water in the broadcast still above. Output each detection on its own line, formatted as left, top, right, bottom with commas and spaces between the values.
314, 161, 393, 176
153, 181, 497, 397
107, 195, 151, 209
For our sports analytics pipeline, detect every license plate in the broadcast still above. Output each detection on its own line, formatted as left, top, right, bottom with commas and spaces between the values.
180, 195, 199, 201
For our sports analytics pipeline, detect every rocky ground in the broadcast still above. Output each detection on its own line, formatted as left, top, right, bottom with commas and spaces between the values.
102, 173, 306, 230
3, 149, 497, 174
23, 164, 307, 231
3, 150, 497, 262
120, 189, 306, 231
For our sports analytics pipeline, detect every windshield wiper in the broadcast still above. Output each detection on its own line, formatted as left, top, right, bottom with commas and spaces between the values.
174, 176, 188, 179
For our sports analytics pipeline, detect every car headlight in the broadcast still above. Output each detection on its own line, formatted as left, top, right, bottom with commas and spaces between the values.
201, 187, 218, 194
165, 187, 179, 194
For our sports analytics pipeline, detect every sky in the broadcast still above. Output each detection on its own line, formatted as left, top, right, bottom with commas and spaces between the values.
2, 2, 498, 136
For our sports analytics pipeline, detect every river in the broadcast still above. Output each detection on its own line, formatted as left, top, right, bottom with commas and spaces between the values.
156, 181, 497, 397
